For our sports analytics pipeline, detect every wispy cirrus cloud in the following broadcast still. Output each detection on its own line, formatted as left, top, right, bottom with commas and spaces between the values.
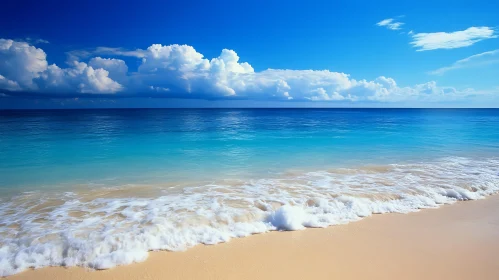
24, 37, 49, 44
66, 47, 146, 62
376, 18, 404, 31
411, 27, 497, 51
93, 47, 147, 58
430, 49, 499, 75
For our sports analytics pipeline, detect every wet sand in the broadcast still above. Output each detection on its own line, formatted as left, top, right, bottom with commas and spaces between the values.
8, 195, 499, 280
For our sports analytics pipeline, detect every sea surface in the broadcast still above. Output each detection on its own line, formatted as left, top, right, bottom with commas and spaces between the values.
1, 108, 499, 275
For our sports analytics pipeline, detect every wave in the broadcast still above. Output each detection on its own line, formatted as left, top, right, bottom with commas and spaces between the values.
0, 157, 498, 276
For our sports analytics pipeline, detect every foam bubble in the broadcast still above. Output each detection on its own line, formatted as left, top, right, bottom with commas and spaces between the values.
0, 157, 498, 276
269, 205, 306, 230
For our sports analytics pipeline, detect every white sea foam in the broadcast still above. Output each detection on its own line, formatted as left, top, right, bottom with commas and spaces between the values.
0, 157, 498, 276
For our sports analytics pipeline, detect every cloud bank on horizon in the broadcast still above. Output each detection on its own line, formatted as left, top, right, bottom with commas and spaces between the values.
0, 38, 496, 104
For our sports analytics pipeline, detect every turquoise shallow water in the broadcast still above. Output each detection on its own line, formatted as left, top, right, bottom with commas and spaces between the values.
1, 108, 499, 276
1, 108, 498, 190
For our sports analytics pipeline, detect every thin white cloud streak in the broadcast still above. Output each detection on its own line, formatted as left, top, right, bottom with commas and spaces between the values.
0, 38, 497, 103
93, 47, 146, 58
411, 27, 497, 51
430, 49, 499, 75
376, 18, 404, 30
66, 47, 146, 62
24, 37, 50, 44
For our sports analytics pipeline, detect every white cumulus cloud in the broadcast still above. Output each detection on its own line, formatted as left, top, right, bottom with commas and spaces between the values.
0, 39, 123, 94
38, 62, 123, 94
137, 44, 255, 97
0, 39, 48, 90
0, 75, 21, 91
89, 57, 129, 83
411, 27, 497, 51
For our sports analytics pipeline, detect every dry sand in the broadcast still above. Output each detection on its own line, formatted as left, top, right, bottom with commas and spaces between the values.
9, 195, 499, 280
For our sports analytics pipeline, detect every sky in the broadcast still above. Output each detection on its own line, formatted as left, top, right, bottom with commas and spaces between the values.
1, 0, 499, 109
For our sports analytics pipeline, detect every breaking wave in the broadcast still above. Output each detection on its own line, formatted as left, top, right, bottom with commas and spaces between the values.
0, 157, 498, 276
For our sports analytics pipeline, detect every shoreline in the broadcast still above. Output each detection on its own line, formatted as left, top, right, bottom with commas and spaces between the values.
8, 194, 499, 280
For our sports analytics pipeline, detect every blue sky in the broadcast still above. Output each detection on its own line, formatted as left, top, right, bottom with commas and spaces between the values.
1, 0, 498, 108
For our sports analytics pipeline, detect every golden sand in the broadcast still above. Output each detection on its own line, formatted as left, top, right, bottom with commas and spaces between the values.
8, 195, 499, 280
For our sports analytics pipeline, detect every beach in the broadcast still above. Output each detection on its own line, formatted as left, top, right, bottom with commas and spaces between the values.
2, 0, 499, 276
8, 194, 499, 280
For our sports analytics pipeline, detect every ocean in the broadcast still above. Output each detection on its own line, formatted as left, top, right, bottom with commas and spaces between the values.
1, 108, 499, 275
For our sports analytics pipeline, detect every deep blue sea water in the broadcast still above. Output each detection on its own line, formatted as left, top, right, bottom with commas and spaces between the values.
1, 108, 498, 189
1, 108, 499, 275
